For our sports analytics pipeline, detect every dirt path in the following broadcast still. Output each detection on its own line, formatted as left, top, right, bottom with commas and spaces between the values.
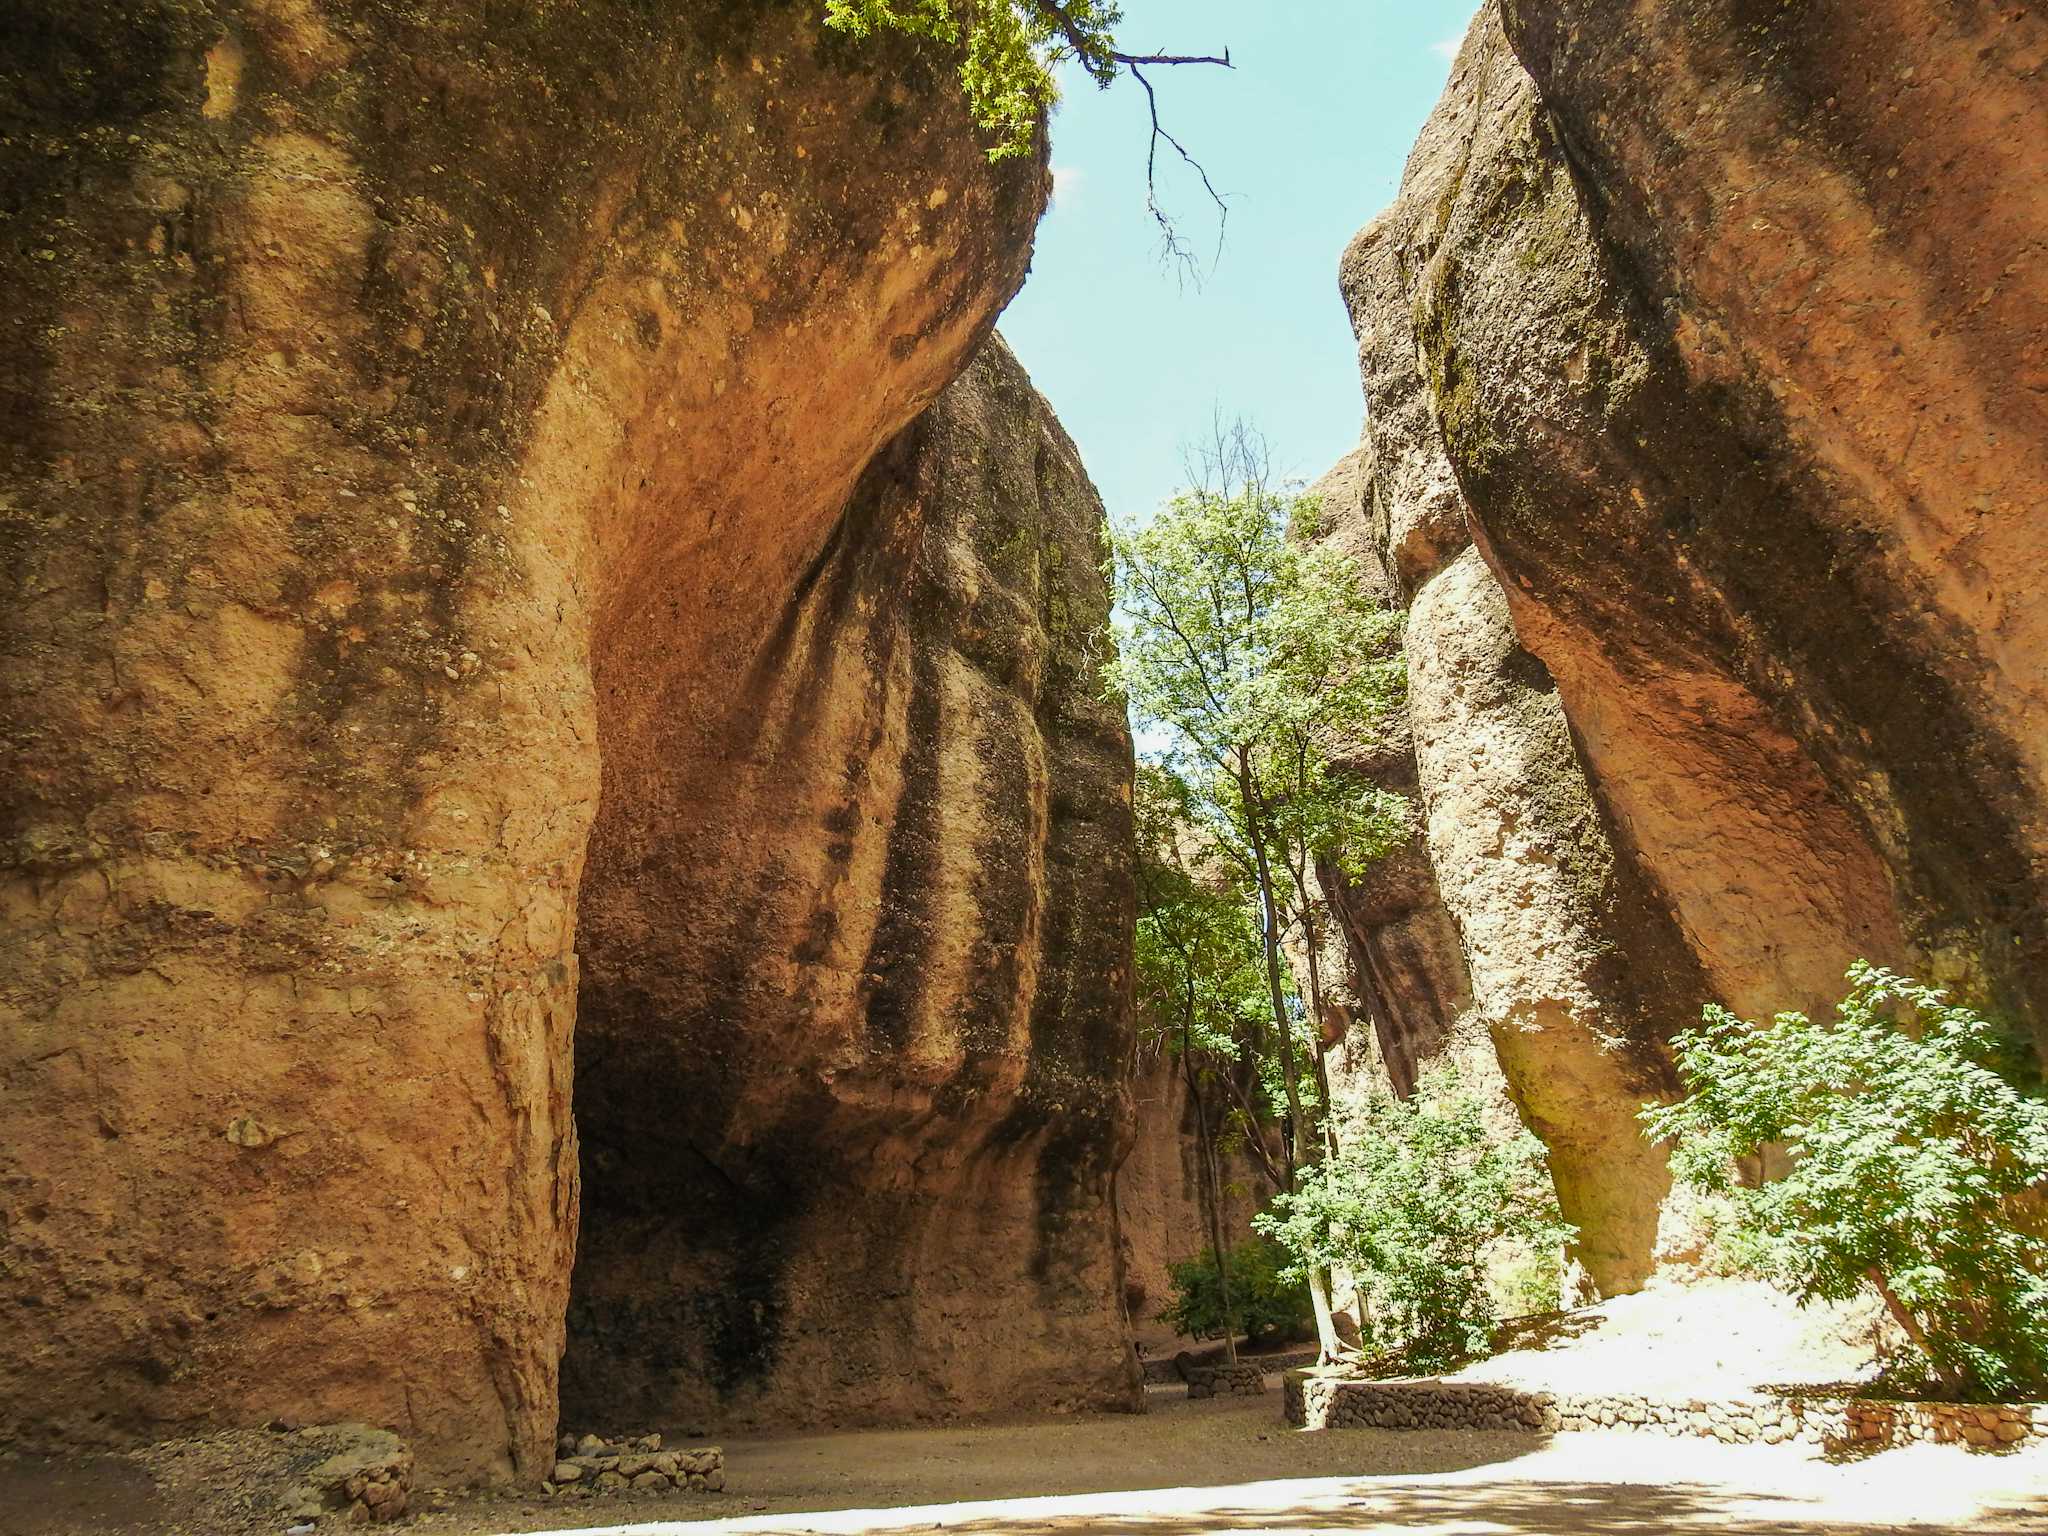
10, 1384, 2045, 1536
429, 1385, 2047, 1536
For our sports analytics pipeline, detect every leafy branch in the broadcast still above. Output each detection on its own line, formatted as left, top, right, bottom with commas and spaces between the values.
822, 1, 1233, 272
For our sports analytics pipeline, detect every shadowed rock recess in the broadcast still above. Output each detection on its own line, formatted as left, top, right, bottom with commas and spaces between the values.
564, 333, 1141, 1433
1115, 1050, 1272, 1338
0, 0, 1140, 1484
1318, 0, 2048, 1292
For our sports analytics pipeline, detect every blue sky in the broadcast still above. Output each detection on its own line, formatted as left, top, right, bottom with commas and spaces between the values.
1000, 1, 1479, 524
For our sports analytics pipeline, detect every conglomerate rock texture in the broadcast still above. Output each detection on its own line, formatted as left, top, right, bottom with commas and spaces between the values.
1321, 0, 2048, 1291
0, 0, 1143, 1484
563, 333, 1142, 1432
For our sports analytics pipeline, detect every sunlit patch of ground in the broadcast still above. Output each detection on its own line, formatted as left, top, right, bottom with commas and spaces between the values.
1459, 1276, 1897, 1399
8, 1375, 2041, 1535
438, 1390, 2048, 1536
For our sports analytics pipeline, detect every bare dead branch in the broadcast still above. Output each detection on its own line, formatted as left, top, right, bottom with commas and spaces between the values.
1030, 0, 1233, 279
1111, 49, 1232, 68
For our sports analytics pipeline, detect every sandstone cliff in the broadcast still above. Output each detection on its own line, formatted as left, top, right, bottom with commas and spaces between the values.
0, 0, 1130, 1483
1322, 0, 2048, 1291
564, 332, 1141, 1432
1115, 1051, 1272, 1350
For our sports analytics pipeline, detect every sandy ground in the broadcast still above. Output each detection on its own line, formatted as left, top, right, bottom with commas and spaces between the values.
1456, 1276, 1892, 1398
6, 1386, 2046, 1536
464, 1386, 2044, 1536
7, 1283, 2041, 1536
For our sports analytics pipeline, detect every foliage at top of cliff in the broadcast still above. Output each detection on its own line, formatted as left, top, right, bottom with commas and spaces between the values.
824, 0, 1118, 158
1645, 963, 2048, 1401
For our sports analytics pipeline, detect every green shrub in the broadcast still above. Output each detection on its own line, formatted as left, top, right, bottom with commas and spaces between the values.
1255, 1065, 1573, 1372
1493, 1244, 1564, 1319
1158, 1236, 1315, 1347
1643, 962, 2048, 1400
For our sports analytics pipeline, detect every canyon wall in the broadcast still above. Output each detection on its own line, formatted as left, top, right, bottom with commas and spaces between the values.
1116, 1052, 1271, 1348
1323, 0, 2048, 1290
1, 0, 1138, 1482
563, 332, 1142, 1432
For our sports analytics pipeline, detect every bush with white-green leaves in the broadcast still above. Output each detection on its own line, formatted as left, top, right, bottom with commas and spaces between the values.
1256, 1065, 1572, 1373
1643, 962, 2048, 1401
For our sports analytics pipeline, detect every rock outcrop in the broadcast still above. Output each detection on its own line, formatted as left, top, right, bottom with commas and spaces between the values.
1321, 0, 2048, 1291
563, 333, 1142, 1432
0, 0, 1117, 1483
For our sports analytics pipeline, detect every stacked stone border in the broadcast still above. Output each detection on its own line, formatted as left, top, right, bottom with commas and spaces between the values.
546, 1433, 724, 1498
1284, 1373, 2044, 1451
1143, 1347, 1318, 1386
1187, 1363, 1269, 1399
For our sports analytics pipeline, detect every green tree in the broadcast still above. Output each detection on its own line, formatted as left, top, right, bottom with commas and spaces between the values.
1159, 1237, 1315, 1349
1256, 1064, 1574, 1372
1106, 428, 1408, 1360
1642, 962, 2048, 1400
1133, 763, 1274, 1363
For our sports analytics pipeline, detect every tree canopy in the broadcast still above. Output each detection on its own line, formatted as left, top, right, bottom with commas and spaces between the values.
1105, 429, 1408, 1358
1256, 1064, 1573, 1372
1133, 765, 1265, 1064
1106, 446, 1409, 1000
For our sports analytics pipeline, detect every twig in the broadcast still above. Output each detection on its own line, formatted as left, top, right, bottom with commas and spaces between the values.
1031, 0, 1234, 277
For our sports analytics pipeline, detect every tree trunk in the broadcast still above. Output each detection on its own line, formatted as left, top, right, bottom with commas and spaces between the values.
1242, 762, 1341, 1363
1867, 1268, 1964, 1395
1183, 1012, 1238, 1367
1296, 892, 1351, 1351
1300, 902, 1342, 1160
1215, 1065, 1286, 1196
1307, 1268, 1342, 1359
1251, 836, 1305, 1192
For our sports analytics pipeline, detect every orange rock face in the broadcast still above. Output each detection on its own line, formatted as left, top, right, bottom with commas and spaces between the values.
1485, 0, 2048, 1037
0, 0, 1111, 1483
1321, 0, 2048, 1291
1115, 1052, 1274, 1351
563, 335, 1142, 1432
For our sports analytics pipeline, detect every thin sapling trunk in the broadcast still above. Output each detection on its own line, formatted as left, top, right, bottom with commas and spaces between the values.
1183, 1007, 1238, 1367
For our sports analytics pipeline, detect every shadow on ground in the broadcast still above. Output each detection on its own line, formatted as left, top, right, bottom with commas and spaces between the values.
507, 1470, 2040, 1536
0, 1455, 161, 1536
1489, 1308, 1605, 1355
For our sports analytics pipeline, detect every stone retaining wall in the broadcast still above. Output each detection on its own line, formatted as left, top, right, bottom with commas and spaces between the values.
1187, 1364, 1268, 1400
1143, 1348, 1318, 1386
1284, 1373, 2044, 1452
546, 1433, 724, 1498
